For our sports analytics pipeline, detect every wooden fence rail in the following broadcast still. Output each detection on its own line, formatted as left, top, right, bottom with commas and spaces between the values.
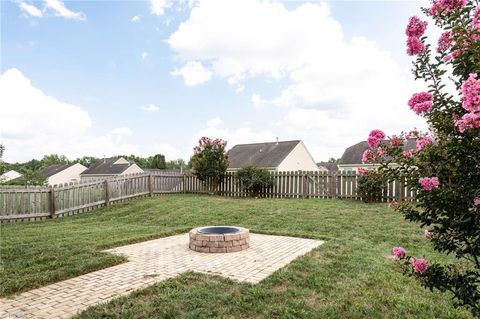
0, 171, 416, 222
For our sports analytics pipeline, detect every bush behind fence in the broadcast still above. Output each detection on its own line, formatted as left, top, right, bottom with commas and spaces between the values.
0, 171, 416, 222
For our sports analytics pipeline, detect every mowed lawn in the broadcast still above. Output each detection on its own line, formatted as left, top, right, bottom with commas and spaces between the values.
0, 194, 471, 318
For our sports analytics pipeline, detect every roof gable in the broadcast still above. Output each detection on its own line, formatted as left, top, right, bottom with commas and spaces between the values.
41, 164, 75, 178
81, 157, 133, 175
227, 140, 300, 169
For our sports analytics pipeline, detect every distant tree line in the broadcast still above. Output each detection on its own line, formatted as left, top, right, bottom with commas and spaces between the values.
0, 148, 190, 186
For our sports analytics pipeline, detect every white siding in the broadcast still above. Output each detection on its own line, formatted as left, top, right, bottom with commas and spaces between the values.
48, 163, 87, 186
121, 164, 144, 175
277, 141, 319, 172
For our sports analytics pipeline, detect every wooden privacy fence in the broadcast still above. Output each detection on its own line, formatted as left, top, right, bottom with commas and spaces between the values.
184, 171, 416, 200
0, 173, 183, 222
0, 171, 416, 222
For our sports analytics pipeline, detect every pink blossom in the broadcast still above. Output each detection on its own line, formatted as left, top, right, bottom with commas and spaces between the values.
377, 146, 386, 159
416, 136, 434, 151
473, 5, 480, 28
407, 36, 426, 56
437, 32, 452, 52
454, 112, 480, 133
443, 54, 454, 62
406, 129, 420, 139
403, 150, 413, 158
389, 135, 404, 147
424, 229, 433, 239
393, 247, 407, 259
430, 0, 466, 16
357, 167, 369, 175
419, 177, 440, 191
406, 16, 428, 37
367, 129, 385, 148
461, 74, 480, 113
362, 149, 373, 164
408, 92, 433, 115
411, 258, 429, 274
474, 198, 480, 206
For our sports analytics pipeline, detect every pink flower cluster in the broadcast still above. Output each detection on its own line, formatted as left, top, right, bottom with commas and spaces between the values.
419, 177, 440, 191
393, 247, 407, 259
362, 149, 373, 164
408, 92, 433, 115
411, 258, 429, 274
437, 31, 452, 52
403, 150, 414, 158
454, 113, 480, 132
406, 16, 427, 56
357, 167, 369, 175
389, 135, 404, 147
416, 136, 434, 151
474, 6, 480, 28
452, 74, 480, 132
407, 36, 426, 56
406, 16, 428, 37
430, 0, 466, 16
462, 74, 480, 113
193, 136, 227, 154
474, 198, 480, 206
367, 129, 386, 148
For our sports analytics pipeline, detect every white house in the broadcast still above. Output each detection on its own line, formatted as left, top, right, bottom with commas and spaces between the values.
80, 157, 144, 181
227, 140, 319, 172
0, 170, 22, 182
41, 163, 87, 186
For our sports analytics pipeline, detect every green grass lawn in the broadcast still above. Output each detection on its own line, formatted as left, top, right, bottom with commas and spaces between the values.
0, 194, 471, 318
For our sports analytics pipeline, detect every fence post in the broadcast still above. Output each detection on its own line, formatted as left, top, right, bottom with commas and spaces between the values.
302, 172, 308, 199
49, 187, 56, 219
148, 174, 153, 197
104, 180, 110, 206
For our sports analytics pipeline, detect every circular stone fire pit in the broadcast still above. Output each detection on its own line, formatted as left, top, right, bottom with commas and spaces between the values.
189, 226, 250, 253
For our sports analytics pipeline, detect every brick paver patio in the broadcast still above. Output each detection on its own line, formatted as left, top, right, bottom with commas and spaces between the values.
0, 233, 323, 319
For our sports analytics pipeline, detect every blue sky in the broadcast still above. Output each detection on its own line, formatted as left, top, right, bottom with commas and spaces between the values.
1, 0, 430, 162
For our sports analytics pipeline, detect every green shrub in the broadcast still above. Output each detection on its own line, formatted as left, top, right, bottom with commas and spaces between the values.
236, 165, 273, 197
356, 169, 384, 203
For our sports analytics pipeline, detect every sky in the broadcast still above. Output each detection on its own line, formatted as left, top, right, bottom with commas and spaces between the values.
0, 0, 434, 163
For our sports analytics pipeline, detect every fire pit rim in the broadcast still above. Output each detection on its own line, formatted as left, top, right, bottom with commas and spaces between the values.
197, 226, 241, 234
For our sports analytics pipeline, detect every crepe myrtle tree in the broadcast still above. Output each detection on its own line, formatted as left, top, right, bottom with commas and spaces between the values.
364, 0, 480, 315
190, 137, 229, 193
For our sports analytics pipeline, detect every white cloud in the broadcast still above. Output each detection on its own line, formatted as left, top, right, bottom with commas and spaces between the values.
192, 118, 276, 153
0, 68, 138, 162
152, 143, 180, 160
151, 0, 170, 16
131, 15, 141, 22
168, 0, 428, 160
141, 52, 148, 60
140, 104, 160, 112
111, 127, 133, 136
170, 61, 212, 86
19, 2, 43, 18
44, 0, 86, 20
206, 117, 222, 127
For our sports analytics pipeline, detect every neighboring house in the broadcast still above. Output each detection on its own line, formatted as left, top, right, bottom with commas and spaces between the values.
0, 170, 23, 182
317, 162, 339, 172
227, 140, 319, 172
80, 157, 144, 181
41, 163, 87, 186
338, 139, 416, 172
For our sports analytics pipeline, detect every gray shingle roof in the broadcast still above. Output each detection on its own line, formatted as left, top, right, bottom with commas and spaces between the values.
317, 162, 339, 172
227, 140, 300, 169
41, 164, 74, 178
339, 139, 417, 165
81, 157, 133, 175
